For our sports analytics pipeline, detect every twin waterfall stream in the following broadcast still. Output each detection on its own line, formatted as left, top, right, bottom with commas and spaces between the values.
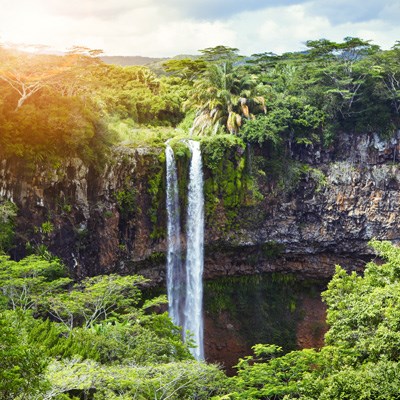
166, 140, 205, 360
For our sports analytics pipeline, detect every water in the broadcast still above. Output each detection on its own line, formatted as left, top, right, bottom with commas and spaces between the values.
165, 144, 184, 326
183, 140, 205, 360
165, 140, 205, 361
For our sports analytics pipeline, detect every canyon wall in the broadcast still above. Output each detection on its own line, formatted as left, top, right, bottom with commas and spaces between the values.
2, 130, 400, 368
1, 131, 399, 281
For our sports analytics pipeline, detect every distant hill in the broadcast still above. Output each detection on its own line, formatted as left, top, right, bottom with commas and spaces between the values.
101, 55, 168, 66
101, 54, 199, 76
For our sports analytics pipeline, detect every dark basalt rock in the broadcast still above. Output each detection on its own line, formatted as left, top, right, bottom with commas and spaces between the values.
1, 130, 400, 370
1, 131, 400, 281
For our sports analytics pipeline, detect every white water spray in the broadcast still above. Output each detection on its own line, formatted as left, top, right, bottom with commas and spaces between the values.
165, 144, 184, 327
183, 140, 205, 360
165, 140, 205, 360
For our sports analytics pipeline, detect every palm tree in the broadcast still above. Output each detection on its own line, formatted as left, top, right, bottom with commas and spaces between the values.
185, 47, 267, 135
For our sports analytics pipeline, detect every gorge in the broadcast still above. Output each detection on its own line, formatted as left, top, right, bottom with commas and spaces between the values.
1, 129, 400, 369
2, 36, 400, 398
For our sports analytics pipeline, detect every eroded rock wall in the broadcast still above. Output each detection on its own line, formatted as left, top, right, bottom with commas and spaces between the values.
203, 131, 400, 279
1, 131, 400, 281
0, 147, 166, 280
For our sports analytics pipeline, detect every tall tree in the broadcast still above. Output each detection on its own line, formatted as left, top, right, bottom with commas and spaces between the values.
186, 46, 266, 135
0, 311, 48, 399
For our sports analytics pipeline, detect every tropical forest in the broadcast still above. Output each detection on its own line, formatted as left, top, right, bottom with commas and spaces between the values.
1, 35, 400, 399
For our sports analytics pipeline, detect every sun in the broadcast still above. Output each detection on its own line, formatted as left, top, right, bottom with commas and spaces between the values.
0, 1, 72, 52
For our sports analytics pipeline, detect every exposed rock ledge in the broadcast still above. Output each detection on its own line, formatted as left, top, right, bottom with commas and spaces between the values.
0, 131, 399, 281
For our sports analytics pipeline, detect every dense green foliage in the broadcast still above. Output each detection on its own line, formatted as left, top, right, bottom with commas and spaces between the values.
0, 310, 48, 399
0, 47, 184, 165
215, 240, 400, 399
165, 38, 400, 146
243, 38, 400, 143
2, 37, 399, 167
0, 200, 17, 253
5, 241, 398, 399
0, 255, 227, 399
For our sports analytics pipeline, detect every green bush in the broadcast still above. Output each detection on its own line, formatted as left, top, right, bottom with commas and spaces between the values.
0, 200, 17, 253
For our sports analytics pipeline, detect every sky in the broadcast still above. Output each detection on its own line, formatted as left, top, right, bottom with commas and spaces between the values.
0, 0, 398, 57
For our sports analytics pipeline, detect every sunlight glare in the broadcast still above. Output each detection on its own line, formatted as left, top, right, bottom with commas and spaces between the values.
0, 0, 71, 52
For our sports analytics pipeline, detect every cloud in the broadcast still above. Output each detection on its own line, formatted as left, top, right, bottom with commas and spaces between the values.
37, 0, 308, 21
156, 0, 301, 19
306, 0, 399, 25
17, 3, 235, 56
227, 5, 329, 55
44, 0, 146, 20
378, 1, 400, 23
118, 20, 236, 56
227, 2, 399, 55
0, 0, 398, 57
45, 0, 300, 20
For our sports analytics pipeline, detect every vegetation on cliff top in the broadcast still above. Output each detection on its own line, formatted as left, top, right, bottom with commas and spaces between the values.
1, 38, 400, 166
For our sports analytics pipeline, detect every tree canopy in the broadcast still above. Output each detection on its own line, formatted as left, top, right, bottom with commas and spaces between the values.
216, 240, 400, 399
0, 253, 228, 399
1, 38, 400, 166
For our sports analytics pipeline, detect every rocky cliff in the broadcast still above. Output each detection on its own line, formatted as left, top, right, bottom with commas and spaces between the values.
1, 131, 400, 282
2, 130, 400, 369
207, 131, 400, 279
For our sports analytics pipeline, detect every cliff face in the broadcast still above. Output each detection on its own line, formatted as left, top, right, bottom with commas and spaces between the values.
2, 130, 400, 370
206, 137, 400, 279
0, 147, 167, 280
1, 131, 400, 281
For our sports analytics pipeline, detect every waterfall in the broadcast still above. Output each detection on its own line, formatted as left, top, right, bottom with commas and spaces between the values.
165, 140, 204, 361
165, 144, 184, 327
183, 140, 204, 360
